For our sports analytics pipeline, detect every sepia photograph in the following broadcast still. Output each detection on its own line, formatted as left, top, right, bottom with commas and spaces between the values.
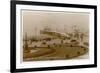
22, 10, 89, 61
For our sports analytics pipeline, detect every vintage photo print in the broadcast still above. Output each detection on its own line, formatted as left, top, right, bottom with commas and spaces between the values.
22, 10, 89, 61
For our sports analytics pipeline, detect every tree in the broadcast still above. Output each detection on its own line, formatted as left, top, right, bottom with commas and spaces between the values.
24, 33, 28, 50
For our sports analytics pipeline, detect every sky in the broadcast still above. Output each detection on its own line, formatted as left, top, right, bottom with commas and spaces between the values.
22, 10, 89, 37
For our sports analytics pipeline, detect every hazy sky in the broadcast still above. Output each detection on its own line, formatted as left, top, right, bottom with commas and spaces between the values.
22, 10, 89, 37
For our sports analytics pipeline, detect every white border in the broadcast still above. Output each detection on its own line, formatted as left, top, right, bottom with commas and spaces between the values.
16, 4, 94, 69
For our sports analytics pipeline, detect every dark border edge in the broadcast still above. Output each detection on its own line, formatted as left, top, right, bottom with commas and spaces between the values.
15, 64, 96, 72
14, 0, 97, 9
94, 6, 97, 67
10, 1, 16, 73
